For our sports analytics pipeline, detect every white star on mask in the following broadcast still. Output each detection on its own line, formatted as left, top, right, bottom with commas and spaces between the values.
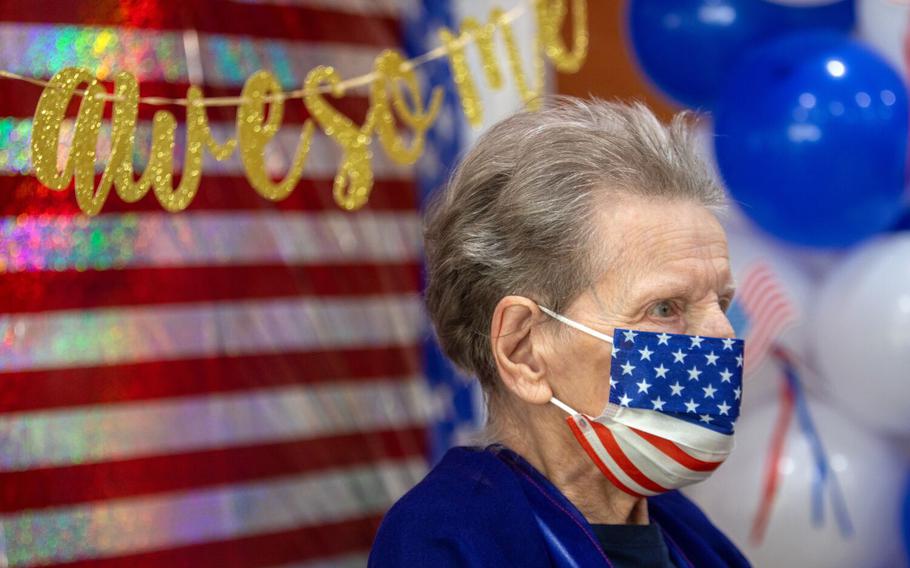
623, 330, 638, 343
651, 396, 666, 411
704, 351, 719, 366
717, 401, 732, 416
669, 381, 684, 396
621, 361, 636, 375
636, 379, 652, 394
638, 346, 654, 361
684, 399, 699, 413
689, 336, 704, 349
702, 384, 717, 399
687, 366, 702, 381
672, 349, 687, 364
719, 368, 733, 383
654, 364, 669, 379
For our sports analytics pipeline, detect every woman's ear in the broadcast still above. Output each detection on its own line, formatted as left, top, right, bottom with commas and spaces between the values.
490, 296, 553, 405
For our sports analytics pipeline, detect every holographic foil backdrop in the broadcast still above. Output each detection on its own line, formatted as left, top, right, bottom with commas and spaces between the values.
0, 1, 460, 565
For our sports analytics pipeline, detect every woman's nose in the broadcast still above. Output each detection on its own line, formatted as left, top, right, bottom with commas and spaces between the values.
693, 307, 736, 339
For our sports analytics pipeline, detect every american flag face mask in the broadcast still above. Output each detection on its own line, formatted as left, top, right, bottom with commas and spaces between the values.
539, 306, 745, 497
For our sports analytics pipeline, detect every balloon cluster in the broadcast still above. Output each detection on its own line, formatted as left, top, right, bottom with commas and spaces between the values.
630, 0, 908, 248
629, 2, 910, 566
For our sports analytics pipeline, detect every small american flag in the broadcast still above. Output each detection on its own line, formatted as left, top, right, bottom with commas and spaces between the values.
727, 261, 798, 378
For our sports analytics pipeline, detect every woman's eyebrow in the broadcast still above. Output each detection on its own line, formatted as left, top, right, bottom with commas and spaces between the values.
630, 275, 736, 305
629, 278, 693, 304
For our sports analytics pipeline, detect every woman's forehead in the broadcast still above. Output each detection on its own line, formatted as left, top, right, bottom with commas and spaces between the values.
592, 198, 732, 295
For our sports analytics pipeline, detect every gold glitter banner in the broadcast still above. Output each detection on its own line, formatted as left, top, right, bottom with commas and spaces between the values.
9, 0, 588, 216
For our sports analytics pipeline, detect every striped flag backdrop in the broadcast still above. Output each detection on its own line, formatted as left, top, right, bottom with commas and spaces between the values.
0, 1, 452, 565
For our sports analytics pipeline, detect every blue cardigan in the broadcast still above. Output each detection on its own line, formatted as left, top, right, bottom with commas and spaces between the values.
370, 445, 750, 567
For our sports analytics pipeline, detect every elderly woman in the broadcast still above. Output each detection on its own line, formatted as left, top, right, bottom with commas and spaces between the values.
370, 98, 750, 567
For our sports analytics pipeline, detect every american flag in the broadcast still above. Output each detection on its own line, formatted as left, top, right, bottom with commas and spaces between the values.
566, 329, 743, 498
0, 1, 452, 565
726, 261, 799, 378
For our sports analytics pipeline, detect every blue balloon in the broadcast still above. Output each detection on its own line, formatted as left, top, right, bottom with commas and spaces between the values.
714, 32, 908, 248
768, 1, 854, 32
894, 208, 910, 231
627, 0, 855, 109
903, 474, 910, 563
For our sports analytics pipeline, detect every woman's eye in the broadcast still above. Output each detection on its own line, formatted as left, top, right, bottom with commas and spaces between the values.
650, 301, 676, 318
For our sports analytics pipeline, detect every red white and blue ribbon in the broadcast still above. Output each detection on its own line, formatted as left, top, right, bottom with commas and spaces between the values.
750, 347, 853, 545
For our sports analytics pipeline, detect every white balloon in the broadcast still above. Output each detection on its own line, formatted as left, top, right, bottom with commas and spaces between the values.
858, 0, 910, 78
812, 234, 910, 436
686, 399, 907, 568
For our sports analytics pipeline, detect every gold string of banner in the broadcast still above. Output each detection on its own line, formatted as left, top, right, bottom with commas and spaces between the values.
5, 0, 588, 216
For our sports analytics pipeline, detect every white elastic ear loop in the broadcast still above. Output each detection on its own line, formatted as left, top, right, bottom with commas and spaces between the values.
537, 305, 614, 344
549, 396, 580, 416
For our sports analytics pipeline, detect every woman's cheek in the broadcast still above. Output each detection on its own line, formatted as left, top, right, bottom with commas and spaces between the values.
637, 315, 687, 335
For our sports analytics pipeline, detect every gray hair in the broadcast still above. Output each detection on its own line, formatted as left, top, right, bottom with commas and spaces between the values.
424, 97, 724, 399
